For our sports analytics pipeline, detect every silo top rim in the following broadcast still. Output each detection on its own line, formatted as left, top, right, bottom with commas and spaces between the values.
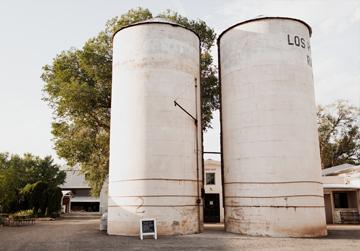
112, 16, 200, 42
217, 16, 312, 43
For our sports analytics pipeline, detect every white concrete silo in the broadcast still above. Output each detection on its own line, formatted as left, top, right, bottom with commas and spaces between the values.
218, 17, 327, 237
108, 17, 203, 236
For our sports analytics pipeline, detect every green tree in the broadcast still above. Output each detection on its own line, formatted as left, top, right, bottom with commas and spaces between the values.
317, 100, 360, 169
0, 153, 65, 213
41, 7, 218, 197
0, 153, 19, 212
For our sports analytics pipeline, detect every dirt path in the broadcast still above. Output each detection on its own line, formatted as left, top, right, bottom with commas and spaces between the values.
1, 220, 359, 251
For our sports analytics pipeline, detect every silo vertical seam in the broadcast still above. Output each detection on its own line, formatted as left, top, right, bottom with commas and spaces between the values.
217, 36, 226, 224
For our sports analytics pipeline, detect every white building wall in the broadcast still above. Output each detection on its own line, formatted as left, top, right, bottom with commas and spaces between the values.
204, 160, 224, 223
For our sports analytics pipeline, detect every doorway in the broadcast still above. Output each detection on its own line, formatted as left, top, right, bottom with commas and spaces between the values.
204, 193, 220, 223
324, 194, 333, 224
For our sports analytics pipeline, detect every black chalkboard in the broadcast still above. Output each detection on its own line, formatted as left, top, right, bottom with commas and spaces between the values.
142, 220, 155, 233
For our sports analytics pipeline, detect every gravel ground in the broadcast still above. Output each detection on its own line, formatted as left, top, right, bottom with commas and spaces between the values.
1, 219, 359, 251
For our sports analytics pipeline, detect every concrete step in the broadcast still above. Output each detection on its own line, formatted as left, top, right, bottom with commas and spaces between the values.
61, 212, 102, 220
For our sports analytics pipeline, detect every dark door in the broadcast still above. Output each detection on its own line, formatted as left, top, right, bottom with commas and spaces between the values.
204, 193, 220, 223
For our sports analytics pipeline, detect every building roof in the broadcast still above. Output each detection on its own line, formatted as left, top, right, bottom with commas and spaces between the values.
204, 159, 221, 165
59, 163, 81, 171
323, 183, 360, 189
322, 164, 359, 176
71, 196, 100, 203
59, 164, 90, 189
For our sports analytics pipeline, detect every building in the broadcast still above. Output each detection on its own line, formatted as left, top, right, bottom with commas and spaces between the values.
204, 159, 224, 223
59, 164, 108, 214
204, 161, 360, 225
322, 164, 360, 224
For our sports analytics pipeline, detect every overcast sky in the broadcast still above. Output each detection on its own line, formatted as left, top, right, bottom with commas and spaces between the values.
0, 0, 359, 164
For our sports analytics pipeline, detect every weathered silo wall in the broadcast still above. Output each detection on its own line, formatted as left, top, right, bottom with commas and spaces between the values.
108, 18, 203, 236
218, 17, 327, 237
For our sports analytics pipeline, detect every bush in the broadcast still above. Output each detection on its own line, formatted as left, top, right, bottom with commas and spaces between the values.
8, 209, 34, 219
21, 182, 62, 217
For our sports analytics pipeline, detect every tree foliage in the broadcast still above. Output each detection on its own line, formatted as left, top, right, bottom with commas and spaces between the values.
41, 7, 218, 197
21, 181, 62, 216
0, 153, 65, 213
317, 100, 360, 169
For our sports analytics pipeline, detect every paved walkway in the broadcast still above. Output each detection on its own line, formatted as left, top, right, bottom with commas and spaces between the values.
1, 219, 359, 250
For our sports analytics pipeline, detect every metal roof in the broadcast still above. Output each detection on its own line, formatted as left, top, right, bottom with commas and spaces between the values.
112, 16, 200, 42
71, 196, 100, 203
323, 184, 360, 189
59, 165, 90, 189
322, 164, 360, 176
217, 16, 313, 44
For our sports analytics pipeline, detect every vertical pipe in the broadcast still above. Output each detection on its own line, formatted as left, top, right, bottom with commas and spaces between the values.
195, 78, 200, 233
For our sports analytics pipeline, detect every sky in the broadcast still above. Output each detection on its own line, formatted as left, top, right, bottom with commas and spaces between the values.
0, 0, 359, 164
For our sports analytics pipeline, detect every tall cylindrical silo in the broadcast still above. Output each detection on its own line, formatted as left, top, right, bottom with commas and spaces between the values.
218, 17, 327, 237
108, 17, 203, 236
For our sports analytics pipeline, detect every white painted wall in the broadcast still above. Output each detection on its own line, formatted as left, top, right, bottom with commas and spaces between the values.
204, 159, 224, 222
219, 17, 327, 237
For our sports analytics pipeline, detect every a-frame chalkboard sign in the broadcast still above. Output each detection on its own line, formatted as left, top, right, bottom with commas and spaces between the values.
140, 218, 157, 240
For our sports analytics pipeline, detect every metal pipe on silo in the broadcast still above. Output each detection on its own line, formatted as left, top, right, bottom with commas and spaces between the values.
108, 17, 203, 236
218, 17, 327, 237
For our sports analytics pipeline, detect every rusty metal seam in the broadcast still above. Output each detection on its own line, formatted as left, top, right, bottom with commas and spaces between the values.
108, 195, 198, 198
110, 178, 198, 183
225, 195, 324, 198
224, 181, 323, 185
108, 205, 199, 207
224, 205, 325, 208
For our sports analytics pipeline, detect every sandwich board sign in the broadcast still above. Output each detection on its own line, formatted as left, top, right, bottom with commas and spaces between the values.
140, 218, 157, 240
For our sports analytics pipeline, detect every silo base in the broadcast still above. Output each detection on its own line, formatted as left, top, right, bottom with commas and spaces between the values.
225, 206, 327, 237
107, 206, 203, 236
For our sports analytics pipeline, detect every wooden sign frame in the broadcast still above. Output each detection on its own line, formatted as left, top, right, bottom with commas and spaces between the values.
140, 218, 157, 240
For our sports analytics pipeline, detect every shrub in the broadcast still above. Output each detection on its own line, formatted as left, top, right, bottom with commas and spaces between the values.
45, 207, 49, 217
8, 209, 34, 219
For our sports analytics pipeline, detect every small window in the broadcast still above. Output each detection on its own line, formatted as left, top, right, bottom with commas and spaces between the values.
206, 173, 215, 185
334, 193, 348, 208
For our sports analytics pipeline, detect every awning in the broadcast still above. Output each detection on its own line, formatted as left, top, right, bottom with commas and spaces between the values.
62, 190, 73, 196
323, 184, 360, 189
71, 196, 100, 203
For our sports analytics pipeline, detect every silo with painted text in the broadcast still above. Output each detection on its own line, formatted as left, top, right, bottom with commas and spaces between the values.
218, 17, 327, 237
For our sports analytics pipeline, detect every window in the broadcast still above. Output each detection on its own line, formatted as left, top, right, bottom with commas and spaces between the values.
334, 193, 348, 208
206, 173, 215, 185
